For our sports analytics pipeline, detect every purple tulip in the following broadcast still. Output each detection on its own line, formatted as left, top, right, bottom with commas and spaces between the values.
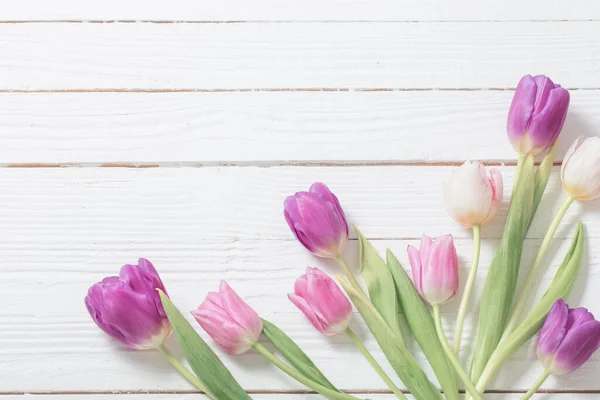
284, 182, 349, 259
507, 74, 570, 155
537, 299, 600, 375
407, 235, 459, 305
289, 267, 353, 336
85, 258, 171, 350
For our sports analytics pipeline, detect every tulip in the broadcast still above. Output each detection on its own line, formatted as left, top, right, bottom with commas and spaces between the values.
85, 258, 171, 350
289, 267, 352, 336
507, 74, 570, 155
537, 299, 600, 376
192, 281, 263, 355
284, 182, 348, 259
407, 235, 458, 305
444, 161, 503, 228
561, 136, 600, 201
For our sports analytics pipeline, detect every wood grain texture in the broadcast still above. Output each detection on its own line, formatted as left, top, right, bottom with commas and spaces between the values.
1, 91, 599, 164
0, 167, 598, 392
1, 0, 599, 21
1, 395, 595, 399
1, 22, 599, 90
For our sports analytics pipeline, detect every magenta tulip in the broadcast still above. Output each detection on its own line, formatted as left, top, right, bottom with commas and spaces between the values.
407, 235, 459, 305
289, 267, 352, 336
537, 299, 600, 375
507, 74, 570, 155
85, 258, 172, 350
284, 182, 349, 259
192, 281, 263, 355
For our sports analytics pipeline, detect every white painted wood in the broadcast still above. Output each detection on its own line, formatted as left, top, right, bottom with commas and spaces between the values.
1, 22, 599, 90
0, 167, 598, 392
0, 395, 593, 400
1, 91, 598, 164
0, 166, 597, 242
0, 0, 598, 21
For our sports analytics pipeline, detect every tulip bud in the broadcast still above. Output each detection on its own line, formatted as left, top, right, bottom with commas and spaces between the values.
507, 74, 570, 155
284, 182, 349, 259
85, 258, 172, 350
288, 267, 352, 336
407, 235, 458, 305
537, 299, 600, 375
561, 136, 600, 201
443, 161, 503, 228
192, 281, 263, 355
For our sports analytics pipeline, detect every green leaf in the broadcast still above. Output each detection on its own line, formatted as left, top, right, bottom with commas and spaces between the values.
475, 222, 584, 391
159, 291, 252, 400
530, 142, 558, 226
386, 249, 460, 400
356, 227, 403, 340
469, 154, 535, 384
337, 277, 443, 400
262, 319, 339, 392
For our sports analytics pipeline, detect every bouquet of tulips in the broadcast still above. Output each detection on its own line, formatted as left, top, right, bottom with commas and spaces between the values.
85, 74, 600, 400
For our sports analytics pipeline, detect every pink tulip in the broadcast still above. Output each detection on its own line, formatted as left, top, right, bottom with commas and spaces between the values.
288, 267, 352, 336
407, 235, 459, 305
192, 281, 263, 355
443, 161, 503, 228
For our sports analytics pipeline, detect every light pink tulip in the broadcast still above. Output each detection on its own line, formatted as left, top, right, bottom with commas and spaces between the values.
443, 161, 503, 228
561, 136, 600, 201
288, 267, 352, 336
192, 281, 263, 355
407, 235, 459, 305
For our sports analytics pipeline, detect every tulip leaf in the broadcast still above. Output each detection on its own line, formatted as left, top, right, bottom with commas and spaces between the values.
159, 291, 252, 400
469, 155, 535, 384
476, 222, 584, 390
386, 249, 460, 400
261, 319, 340, 392
337, 276, 443, 400
356, 227, 403, 340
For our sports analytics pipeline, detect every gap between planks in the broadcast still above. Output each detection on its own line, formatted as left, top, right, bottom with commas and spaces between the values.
0, 20, 599, 23
1, 390, 599, 395
2, 88, 600, 93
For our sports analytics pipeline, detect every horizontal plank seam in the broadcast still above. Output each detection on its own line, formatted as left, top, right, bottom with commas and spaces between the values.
0, 20, 599, 23
1, 161, 560, 168
1, 88, 600, 93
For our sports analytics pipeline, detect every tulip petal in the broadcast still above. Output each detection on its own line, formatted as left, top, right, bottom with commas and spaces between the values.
507, 75, 537, 146
537, 298, 569, 357
218, 281, 263, 338
553, 319, 600, 374
528, 87, 570, 152
288, 293, 325, 332
407, 245, 423, 293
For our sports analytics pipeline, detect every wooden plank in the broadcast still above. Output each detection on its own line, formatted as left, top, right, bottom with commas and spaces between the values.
0, 166, 597, 242
0, 395, 595, 399
0, 22, 599, 90
1, 236, 598, 392
0, 0, 599, 22
1, 91, 598, 164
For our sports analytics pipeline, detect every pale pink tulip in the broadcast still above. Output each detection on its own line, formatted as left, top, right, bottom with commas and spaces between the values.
408, 235, 459, 305
561, 136, 600, 201
288, 267, 352, 336
192, 281, 263, 355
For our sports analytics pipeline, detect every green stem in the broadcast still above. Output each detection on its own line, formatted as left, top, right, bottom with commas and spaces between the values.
345, 328, 407, 400
432, 305, 482, 400
157, 344, 216, 399
453, 224, 481, 355
521, 370, 550, 400
502, 196, 575, 340
336, 256, 363, 293
253, 342, 366, 400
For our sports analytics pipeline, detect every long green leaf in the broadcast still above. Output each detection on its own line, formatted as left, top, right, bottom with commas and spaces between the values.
356, 227, 403, 339
475, 222, 584, 392
469, 155, 535, 383
386, 249, 460, 400
337, 277, 443, 400
262, 319, 339, 392
159, 291, 252, 400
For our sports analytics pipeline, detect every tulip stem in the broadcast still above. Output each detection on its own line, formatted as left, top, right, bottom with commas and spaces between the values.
253, 342, 366, 400
521, 370, 551, 400
502, 196, 575, 341
432, 305, 482, 400
336, 256, 363, 293
453, 224, 481, 356
157, 344, 215, 399
345, 328, 408, 400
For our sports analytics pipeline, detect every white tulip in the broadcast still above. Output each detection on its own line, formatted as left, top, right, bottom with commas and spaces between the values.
444, 161, 504, 228
561, 136, 600, 201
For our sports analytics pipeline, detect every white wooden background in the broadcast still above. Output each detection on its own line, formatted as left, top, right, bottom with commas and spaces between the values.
1, 1, 599, 399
